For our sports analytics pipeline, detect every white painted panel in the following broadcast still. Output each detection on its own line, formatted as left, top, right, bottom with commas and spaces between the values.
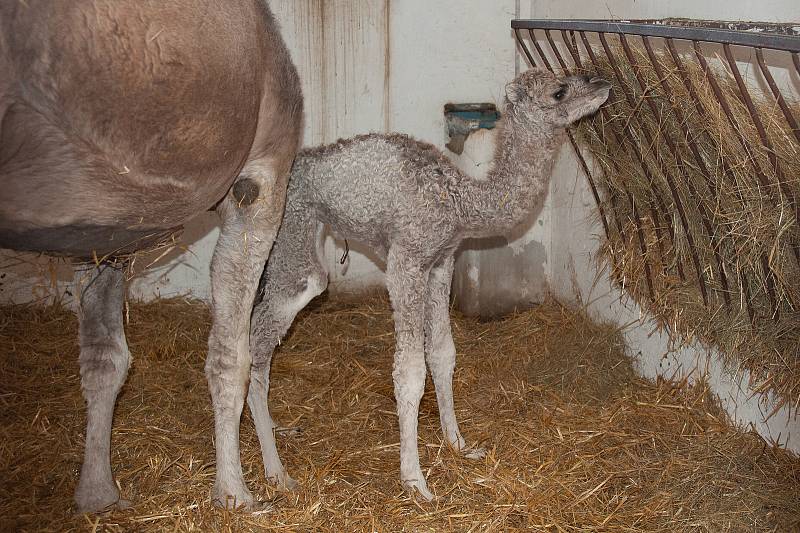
389, 0, 518, 146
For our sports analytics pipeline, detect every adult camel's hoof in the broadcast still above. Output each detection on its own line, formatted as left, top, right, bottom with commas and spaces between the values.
75, 481, 130, 514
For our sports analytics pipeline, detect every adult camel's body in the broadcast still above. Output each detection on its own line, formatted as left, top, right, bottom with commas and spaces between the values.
0, 0, 303, 511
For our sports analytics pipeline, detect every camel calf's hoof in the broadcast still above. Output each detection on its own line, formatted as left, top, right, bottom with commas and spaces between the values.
463, 447, 487, 460
269, 471, 300, 492
212, 483, 255, 511
75, 497, 132, 515
403, 479, 435, 502
75, 482, 131, 515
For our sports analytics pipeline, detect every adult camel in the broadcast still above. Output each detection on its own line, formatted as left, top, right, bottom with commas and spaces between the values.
0, 0, 303, 512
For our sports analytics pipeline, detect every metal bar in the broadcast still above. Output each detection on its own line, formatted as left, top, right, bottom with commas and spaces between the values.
544, 30, 568, 70
511, 20, 800, 52
755, 48, 800, 144
665, 40, 759, 195
561, 30, 581, 68
693, 42, 771, 189
514, 28, 537, 67
630, 193, 656, 300
693, 42, 780, 313
723, 43, 800, 224
579, 31, 677, 277
529, 30, 553, 71
723, 45, 785, 186
562, 30, 584, 68
566, 32, 672, 274
629, 35, 731, 308
793, 52, 800, 77
527, 32, 629, 241
599, 31, 708, 303
663, 37, 755, 320
541, 30, 614, 240
722, 43, 800, 310
568, 134, 611, 238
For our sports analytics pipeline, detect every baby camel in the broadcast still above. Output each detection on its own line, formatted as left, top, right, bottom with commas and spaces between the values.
249, 69, 611, 500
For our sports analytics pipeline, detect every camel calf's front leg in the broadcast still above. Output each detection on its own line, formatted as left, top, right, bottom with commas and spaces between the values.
386, 249, 433, 501
205, 160, 288, 510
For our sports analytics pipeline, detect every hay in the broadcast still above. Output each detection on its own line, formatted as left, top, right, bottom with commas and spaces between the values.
573, 41, 800, 408
1, 295, 798, 531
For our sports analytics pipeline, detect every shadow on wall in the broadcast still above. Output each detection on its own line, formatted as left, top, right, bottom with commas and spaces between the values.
449, 128, 550, 318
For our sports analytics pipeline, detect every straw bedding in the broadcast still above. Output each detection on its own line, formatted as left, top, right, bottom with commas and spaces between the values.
1, 294, 798, 531
574, 42, 800, 408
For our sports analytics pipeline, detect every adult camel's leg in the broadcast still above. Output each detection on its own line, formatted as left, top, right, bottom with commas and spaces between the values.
205, 158, 290, 510
74, 262, 131, 512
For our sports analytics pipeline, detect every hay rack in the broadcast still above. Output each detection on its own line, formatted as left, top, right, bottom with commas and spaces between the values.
512, 19, 800, 405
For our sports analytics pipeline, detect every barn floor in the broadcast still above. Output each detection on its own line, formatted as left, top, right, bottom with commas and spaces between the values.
1, 294, 798, 532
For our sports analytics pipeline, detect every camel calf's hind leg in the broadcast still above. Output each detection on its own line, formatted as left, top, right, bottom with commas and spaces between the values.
205, 160, 289, 510
74, 263, 131, 513
249, 212, 327, 490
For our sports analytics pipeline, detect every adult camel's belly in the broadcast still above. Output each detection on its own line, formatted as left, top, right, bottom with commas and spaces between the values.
0, 1, 269, 257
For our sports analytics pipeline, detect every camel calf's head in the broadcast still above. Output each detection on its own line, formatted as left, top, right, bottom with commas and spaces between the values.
504, 69, 611, 129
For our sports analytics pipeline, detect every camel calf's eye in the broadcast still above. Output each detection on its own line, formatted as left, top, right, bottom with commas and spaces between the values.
553, 86, 567, 101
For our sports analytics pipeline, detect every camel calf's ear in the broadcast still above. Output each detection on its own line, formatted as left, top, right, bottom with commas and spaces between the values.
505, 81, 528, 105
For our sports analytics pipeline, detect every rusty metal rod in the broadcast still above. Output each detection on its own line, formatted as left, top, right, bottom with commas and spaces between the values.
514, 29, 536, 68
723, 44, 800, 224
568, 135, 611, 238
723, 45, 785, 188
747, 47, 800, 309
527, 31, 626, 237
578, 30, 678, 280
693, 42, 771, 189
723, 43, 799, 312
755, 48, 800, 144
665, 39, 744, 187
663, 38, 756, 321
521, 31, 622, 235
544, 30, 655, 301
643, 37, 743, 309
561, 30, 582, 67
549, 29, 668, 272
626, 34, 731, 308
693, 42, 780, 314
529, 30, 553, 71
531, 31, 652, 274
599, 31, 708, 304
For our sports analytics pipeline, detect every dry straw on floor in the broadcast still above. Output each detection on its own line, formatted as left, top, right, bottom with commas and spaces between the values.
575, 42, 800, 409
1, 294, 798, 531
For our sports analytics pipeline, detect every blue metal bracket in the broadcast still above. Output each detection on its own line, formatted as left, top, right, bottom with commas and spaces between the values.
444, 103, 501, 154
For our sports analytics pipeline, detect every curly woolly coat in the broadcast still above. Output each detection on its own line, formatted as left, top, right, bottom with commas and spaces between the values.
249, 69, 611, 500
